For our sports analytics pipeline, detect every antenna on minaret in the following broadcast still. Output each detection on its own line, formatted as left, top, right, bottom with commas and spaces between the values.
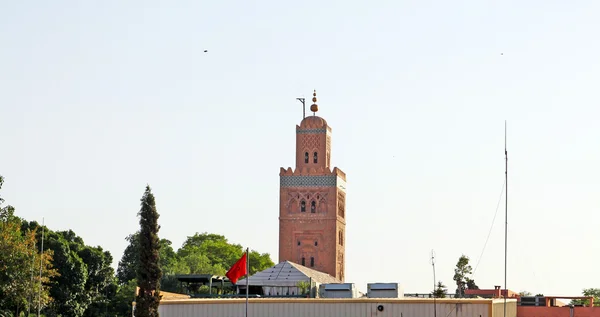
296, 97, 306, 119
430, 249, 437, 317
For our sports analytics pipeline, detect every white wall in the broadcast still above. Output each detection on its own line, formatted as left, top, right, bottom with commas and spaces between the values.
157, 298, 512, 317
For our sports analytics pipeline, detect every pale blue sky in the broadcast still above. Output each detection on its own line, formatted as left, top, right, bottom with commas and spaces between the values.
1, 0, 599, 296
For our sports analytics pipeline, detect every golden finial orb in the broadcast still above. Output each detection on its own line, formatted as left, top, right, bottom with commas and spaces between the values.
310, 90, 319, 113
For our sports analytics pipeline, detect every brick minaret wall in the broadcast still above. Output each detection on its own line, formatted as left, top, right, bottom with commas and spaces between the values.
278, 114, 347, 281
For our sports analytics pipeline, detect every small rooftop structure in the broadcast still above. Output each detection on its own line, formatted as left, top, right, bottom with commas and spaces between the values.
367, 283, 403, 298
175, 274, 233, 296
465, 286, 519, 298
319, 283, 359, 298
236, 261, 340, 297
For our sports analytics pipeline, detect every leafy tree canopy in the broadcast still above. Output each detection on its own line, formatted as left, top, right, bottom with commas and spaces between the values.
117, 231, 275, 296
453, 254, 478, 297
0, 175, 58, 317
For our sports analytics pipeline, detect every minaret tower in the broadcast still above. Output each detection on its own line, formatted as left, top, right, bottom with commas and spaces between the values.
278, 91, 347, 281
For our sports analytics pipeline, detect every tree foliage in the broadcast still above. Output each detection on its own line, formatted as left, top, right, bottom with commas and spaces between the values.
453, 254, 478, 298
177, 232, 274, 276
2, 174, 276, 316
570, 288, 600, 307
117, 231, 275, 295
519, 291, 532, 297
0, 176, 58, 316
433, 281, 447, 298
135, 185, 162, 317
15, 222, 119, 317
117, 233, 176, 285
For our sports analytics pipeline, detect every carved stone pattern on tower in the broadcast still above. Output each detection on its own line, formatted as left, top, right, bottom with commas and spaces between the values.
337, 192, 345, 218
301, 134, 321, 151
280, 175, 337, 187
296, 128, 327, 134
326, 135, 331, 150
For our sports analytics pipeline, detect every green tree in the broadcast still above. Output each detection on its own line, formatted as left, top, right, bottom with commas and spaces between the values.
117, 233, 177, 285
0, 176, 58, 316
296, 281, 311, 296
570, 288, 600, 307
433, 281, 447, 298
109, 280, 137, 317
453, 254, 477, 297
19, 221, 120, 317
178, 232, 274, 275
42, 230, 89, 317
79, 247, 118, 317
466, 278, 479, 290
135, 185, 162, 317
0, 209, 57, 316
519, 291, 532, 296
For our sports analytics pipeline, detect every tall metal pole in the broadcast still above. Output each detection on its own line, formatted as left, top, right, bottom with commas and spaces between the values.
431, 250, 437, 317
504, 121, 508, 317
245, 247, 249, 317
37, 217, 45, 317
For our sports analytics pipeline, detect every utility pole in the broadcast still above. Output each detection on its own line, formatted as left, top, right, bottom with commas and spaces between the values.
431, 250, 437, 317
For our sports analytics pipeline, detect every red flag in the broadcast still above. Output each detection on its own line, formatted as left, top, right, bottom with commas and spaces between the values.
226, 253, 247, 284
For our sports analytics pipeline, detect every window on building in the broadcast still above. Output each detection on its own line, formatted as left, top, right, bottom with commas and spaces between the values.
300, 200, 306, 212
310, 201, 316, 213
313, 152, 318, 163
304, 152, 309, 163
314, 241, 318, 246
297, 241, 300, 246
310, 257, 315, 267
301, 257, 305, 266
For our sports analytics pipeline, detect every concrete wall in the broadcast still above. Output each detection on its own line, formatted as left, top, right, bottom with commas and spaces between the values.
158, 298, 510, 317
493, 299, 518, 317
518, 306, 600, 317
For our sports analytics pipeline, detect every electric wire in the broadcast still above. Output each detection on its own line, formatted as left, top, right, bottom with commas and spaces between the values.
473, 178, 506, 276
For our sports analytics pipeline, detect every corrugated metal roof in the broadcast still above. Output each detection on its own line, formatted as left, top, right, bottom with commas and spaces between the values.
236, 261, 340, 287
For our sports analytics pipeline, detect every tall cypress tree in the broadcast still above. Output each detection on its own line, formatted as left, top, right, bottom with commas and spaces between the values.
135, 185, 162, 317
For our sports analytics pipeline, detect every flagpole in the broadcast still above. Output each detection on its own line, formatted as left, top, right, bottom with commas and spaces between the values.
245, 247, 249, 317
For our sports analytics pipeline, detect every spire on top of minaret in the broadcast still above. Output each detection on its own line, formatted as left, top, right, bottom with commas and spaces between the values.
310, 90, 319, 115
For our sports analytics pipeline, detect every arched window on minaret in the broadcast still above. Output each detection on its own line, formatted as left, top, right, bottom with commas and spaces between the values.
310, 257, 315, 267
301, 257, 306, 266
310, 201, 316, 213
304, 152, 309, 163
300, 201, 306, 212
313, 152, 318, 163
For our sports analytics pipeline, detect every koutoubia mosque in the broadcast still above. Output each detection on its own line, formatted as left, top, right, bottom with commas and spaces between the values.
278, 91, 347, 281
